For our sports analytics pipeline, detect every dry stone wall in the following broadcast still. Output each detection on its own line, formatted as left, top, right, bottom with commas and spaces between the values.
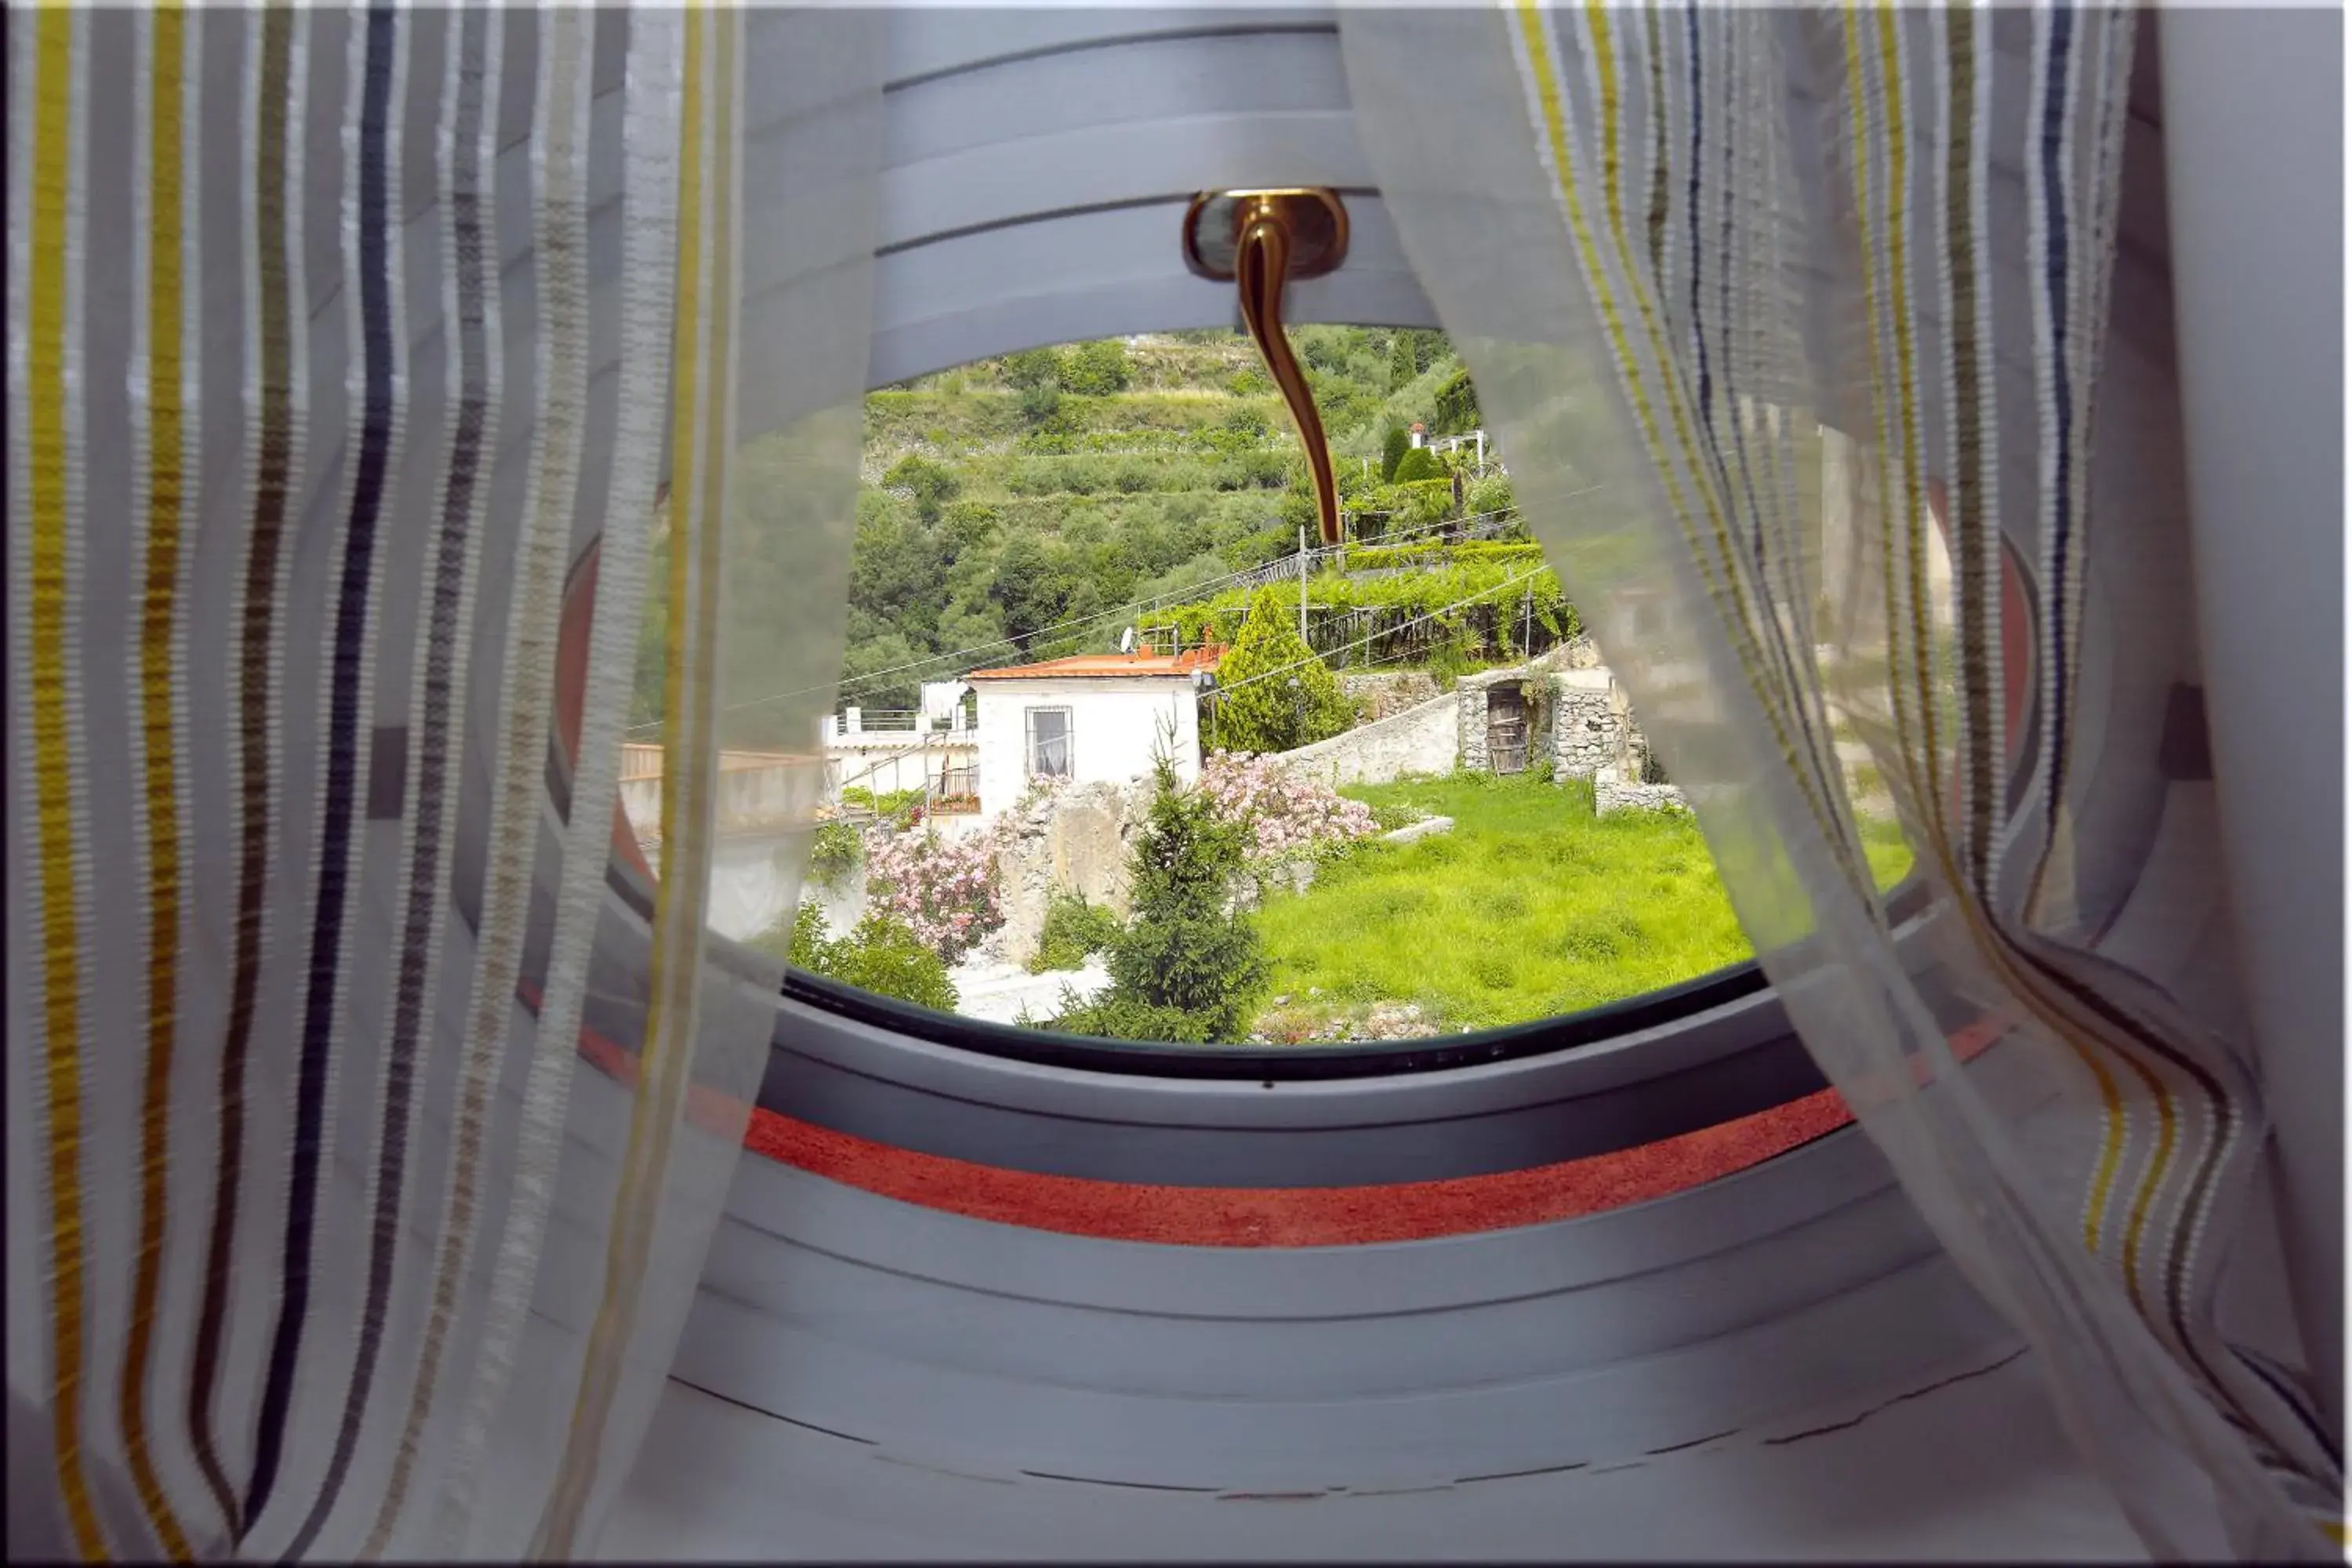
1457, 684, 1490, 773
1339, 669, 1444, 721
1594, 764, 1688, 815
1264, 688, 1458, 789
1550, 670, 1623, 781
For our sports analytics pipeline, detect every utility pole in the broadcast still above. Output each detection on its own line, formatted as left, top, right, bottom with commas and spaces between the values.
1298, 524, 1310, 647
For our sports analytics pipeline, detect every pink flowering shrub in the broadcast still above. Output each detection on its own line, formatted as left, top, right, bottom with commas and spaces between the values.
863, 822, 1011, 963
1199, 751, 1381, 866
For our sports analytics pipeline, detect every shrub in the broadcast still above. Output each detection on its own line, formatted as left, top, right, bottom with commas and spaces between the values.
1390, 445, 1445, 485
1465, 472, 1516, 519
1379, 423, 1411, 481
1044, 993, 1217, 1044
882, 453, 961, 523
809, 821, 862, 889
1199, 750, 1381, 865
822, 913, 961, 1011
767, 904, 959, 1011
1203, 587, 1355, 754
1001, 347, 1060, 389
1030, 890, 1124, 974
750, 900, 833, 969
1057, 339, 1132, 396
1018, 382, 1062, 425
864, 825, 1007, 963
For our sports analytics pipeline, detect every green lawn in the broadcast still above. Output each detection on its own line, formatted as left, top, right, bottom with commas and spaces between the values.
1252, 771, 1913, 1033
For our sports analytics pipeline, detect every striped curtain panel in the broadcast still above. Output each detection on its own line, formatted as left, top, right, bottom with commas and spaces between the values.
1339, 4, 2339, 1559
5, 3, 877, 1559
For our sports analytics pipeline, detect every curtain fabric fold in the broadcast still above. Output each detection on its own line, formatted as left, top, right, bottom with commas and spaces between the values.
5, 3, 879, 1558
1338, 4, 2337, 1559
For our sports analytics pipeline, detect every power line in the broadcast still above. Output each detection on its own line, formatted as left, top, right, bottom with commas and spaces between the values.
679, 504, 1544, 724
634, 487, 1595, 735
630, 548, 1299, 733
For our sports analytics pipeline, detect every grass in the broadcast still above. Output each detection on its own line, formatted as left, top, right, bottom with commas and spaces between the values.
1251, 769, 1915, 1033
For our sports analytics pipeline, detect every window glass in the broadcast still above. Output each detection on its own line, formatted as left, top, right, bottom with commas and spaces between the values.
615, 331, 1923, 1049
1025, 706, 1073, 778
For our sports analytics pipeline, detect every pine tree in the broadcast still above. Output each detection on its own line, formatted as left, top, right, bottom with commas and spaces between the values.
1206, 587, 1355, 754
1379, 423, 1411, 482
1064, 753, 1265, 1041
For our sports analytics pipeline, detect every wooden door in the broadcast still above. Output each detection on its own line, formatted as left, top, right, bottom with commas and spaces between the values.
1486, 686, 1528, 775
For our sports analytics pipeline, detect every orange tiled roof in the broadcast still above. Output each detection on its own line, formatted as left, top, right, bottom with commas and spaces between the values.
965, 647, 1223, 681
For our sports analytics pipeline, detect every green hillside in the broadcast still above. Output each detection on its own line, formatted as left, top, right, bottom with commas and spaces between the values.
831, 327, 1513, 713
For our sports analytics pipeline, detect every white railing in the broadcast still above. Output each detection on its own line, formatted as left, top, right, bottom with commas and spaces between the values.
828, 706, 974, 741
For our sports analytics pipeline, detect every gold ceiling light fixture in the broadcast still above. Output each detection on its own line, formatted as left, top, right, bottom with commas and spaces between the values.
1182, 188, 1351, 546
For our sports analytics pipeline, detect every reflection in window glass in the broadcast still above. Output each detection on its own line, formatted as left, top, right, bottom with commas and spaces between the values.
672, 332, 1926, 1047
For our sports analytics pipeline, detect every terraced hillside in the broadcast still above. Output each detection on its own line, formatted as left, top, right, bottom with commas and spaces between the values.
833, 327, 1504, 713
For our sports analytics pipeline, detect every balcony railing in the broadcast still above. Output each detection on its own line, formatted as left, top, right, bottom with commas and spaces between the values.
827, 706, 976, 741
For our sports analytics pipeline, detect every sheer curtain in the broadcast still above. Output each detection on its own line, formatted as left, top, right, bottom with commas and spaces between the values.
5, 4, 877, 1559
1338, 5, 2337, 1559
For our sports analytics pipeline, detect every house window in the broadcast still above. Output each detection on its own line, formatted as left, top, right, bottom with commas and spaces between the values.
1025, 706, 1073, 779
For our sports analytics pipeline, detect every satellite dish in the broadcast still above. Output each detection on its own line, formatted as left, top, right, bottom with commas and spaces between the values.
1120, 626, 1137, 654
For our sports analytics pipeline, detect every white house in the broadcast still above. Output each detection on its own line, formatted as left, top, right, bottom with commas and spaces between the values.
965, 647, 1222, 816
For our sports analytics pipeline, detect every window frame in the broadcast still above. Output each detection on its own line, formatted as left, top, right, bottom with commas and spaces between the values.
1025, 703, 1074, 780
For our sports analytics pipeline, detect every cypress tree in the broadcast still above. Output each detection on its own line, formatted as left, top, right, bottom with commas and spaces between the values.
1207, 587, 1354, 754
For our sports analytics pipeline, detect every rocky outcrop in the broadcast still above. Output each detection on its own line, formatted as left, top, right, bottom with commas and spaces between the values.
990, 779, 1148, 968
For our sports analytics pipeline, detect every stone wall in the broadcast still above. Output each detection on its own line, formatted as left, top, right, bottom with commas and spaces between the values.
1265, 688, 1459, 789
1594, 764, 1688, 815
1457, 684, 1489, 773
1446, 652, 1666, 789
1339, 670, 1443, 722
1556, 634, 1606, 670
1550, 669, 1624, 782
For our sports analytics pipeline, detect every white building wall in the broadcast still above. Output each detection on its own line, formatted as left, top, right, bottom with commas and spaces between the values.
975, 677, 1201, 817
825, 738, 977, 800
